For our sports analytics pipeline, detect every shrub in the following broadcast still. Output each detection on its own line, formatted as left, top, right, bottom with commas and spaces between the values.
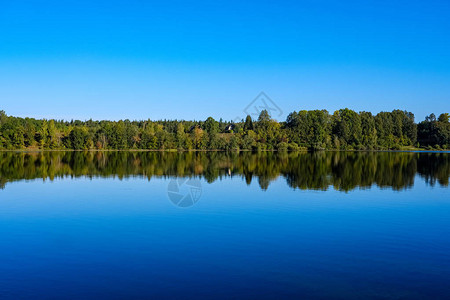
288, 142, 299, 151
277, 142, 288, 152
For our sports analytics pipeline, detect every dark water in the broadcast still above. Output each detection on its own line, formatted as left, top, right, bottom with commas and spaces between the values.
0, 151, 449, 299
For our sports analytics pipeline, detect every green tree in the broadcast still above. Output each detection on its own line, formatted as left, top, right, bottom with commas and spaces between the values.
203, 117, 219, 149
176, 123, 187, 149
418, 112, 450, 147
360, 111, 377, 149
332, 108, 362, 148
243, 115, 254, 131
286, 110, 331, 150
38, 120, 48, 149
69, 127, 89, 150
438, 113, 449, 123
375, 112, 394, 149
47, 120, 59, 149
23, 120, 36, 147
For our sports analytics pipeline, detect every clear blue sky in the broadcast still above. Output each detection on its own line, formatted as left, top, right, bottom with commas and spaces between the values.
1, 0, 449, 122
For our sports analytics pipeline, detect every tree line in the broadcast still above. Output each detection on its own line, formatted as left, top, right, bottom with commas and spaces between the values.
0, 151, 448, 191
0, 109, 449, 151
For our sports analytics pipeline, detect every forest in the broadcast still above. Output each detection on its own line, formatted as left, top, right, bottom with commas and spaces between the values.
0, 109, 449, 151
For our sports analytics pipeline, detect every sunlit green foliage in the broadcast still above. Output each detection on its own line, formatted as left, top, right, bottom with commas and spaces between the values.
0, 109, 447, 150
418, 113, 450, 148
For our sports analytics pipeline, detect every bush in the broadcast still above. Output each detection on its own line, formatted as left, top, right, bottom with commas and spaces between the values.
356, 144, 366, 150
277, 142, 288, 152
252, 143, 264, 152
288, 142, 299, 151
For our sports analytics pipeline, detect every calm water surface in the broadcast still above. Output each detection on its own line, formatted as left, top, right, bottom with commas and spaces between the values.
0, 151, 449, 299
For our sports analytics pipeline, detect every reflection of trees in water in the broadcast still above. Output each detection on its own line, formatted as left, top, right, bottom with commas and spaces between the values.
0, 151, 448, 191
417, 153, 450, 187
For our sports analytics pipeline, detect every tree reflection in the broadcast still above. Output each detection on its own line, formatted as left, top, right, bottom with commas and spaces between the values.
0, 151, 448, 191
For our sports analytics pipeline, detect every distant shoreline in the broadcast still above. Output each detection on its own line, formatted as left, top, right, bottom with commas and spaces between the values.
1, 148, 449, 153
1, 110, 448, 151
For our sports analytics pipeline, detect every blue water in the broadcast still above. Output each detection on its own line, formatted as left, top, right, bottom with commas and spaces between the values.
1, 174, 450, 299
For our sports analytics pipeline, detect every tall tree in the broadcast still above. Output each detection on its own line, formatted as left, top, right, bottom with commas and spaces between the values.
332, 108, 362, 148
69, 127, 89, 150
243, 115, 254, 131
360, 111, 377, 149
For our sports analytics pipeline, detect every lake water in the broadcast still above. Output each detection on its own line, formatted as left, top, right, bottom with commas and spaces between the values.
0, 151, 449, 299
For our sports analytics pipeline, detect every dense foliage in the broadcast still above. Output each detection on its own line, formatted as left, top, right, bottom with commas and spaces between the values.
0, 151, 448, 191
0, 109, 448, 150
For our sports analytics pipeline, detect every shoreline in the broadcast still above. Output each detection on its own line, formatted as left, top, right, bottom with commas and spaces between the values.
0, 149, 448, 153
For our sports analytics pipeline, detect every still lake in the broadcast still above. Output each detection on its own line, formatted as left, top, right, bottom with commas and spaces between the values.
0, 151, 449, 299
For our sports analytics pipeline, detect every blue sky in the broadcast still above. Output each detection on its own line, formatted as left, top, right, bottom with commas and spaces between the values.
0, 0, 449, 122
